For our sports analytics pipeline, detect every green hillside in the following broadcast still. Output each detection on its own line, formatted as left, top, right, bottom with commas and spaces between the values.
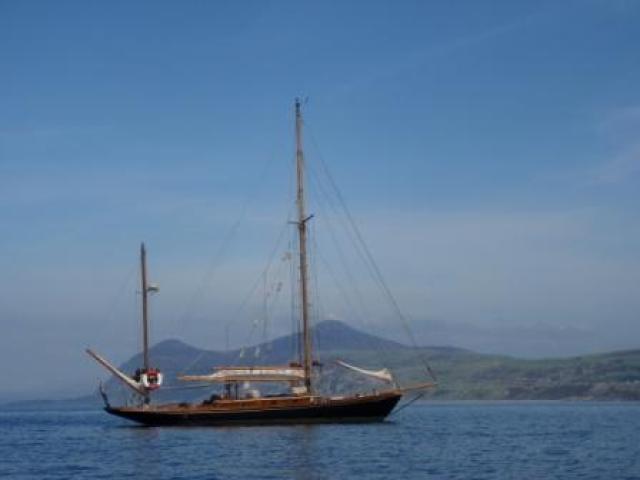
370, 347, 640, 400
426, 349, 640, 400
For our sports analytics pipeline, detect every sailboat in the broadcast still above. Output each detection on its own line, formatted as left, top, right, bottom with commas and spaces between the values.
86, 100, 434, 426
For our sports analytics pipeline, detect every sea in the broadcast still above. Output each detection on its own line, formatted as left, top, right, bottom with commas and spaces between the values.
0, 401, 638, 480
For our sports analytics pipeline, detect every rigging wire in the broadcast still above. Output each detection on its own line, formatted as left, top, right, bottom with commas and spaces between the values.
307, 164, 371, 315
255, 249, 289, 358
101, 263, 137, 333
177, 216, 292, 375
307, 168, 394, 373
305, 156, 393, 324
388, 392, 425, 419
289, 228, 301, 364
308, 218, 322, 366
233, 215, 292, 364
94, 264, 137, 389
174, 117, 293, 375
285, 135, 301, 365
172, 145, 281, 341
306, 126, 437, 383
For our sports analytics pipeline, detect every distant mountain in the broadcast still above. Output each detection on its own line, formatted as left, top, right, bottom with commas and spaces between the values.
3, 320, 640, 410
104, 320, 416, 402
95, 319, 640, 403
112, 320, 409, 383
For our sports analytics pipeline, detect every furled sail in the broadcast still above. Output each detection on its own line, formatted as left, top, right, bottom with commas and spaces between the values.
179, 366, 305, 383
335, 360, 394, 383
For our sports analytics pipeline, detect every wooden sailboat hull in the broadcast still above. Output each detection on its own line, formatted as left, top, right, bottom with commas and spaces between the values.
105, 391, 402, 426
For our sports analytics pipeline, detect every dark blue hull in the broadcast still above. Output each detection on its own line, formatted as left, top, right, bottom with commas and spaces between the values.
106, 392, 402, 426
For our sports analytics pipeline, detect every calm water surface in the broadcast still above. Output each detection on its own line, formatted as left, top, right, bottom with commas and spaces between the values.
0, 402, 639, 479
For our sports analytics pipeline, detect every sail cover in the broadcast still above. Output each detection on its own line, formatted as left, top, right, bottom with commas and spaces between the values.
179, 366, 305, 383
335, 360, 394, 383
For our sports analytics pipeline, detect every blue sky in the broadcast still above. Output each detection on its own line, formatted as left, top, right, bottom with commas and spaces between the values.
1, 0, 639, 399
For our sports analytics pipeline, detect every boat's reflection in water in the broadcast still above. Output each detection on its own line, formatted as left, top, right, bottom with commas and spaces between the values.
120, 422, 321, 479
128, 426, 162, 479
289, 425, 317, 480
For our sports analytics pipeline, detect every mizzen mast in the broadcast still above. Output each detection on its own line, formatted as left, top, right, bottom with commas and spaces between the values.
140, 242, 150, 372
295, 98, 313, 394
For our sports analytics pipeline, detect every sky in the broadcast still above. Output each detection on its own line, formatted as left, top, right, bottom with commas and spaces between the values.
1, 0, 639, 400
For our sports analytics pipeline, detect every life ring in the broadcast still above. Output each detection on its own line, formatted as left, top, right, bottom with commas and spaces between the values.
141, 370, 163, 390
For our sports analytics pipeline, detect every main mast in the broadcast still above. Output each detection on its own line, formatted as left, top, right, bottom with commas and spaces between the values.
295, 98, 313, 394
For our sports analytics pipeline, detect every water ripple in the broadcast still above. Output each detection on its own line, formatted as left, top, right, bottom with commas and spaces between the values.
1, 402, 639, 479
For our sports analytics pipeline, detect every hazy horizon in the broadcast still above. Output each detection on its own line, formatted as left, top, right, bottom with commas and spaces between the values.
2, 1, 639, 401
